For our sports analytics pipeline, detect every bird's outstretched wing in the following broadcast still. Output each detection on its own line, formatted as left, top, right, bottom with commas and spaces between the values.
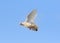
25, 9, 37, 23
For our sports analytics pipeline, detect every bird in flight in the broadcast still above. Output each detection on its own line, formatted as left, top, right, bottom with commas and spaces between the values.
20, 9, 38, 31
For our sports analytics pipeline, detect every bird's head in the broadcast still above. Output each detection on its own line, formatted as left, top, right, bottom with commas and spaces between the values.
20, 22, 24, 26
20, 22, 30, 27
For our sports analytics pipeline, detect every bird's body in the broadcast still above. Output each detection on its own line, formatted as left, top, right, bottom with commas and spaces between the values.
20, 9, 38, 31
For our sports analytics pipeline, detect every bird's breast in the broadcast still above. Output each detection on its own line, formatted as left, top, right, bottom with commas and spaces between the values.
24, 22, 31, 27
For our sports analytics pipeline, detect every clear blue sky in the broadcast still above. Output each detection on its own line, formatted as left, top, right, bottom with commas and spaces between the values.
0, 0, 60, 43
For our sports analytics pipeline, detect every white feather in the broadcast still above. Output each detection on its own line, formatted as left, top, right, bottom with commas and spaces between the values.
25, 9, 37, 23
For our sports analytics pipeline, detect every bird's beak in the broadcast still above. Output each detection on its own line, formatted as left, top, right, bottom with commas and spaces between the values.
20, 23, 23, 25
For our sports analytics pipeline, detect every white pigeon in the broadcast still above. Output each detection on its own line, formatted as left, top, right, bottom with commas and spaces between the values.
20, 9, 38, 31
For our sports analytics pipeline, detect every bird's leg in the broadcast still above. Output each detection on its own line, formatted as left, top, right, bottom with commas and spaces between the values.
29, 28, 31, 30
28, 26, 32, 30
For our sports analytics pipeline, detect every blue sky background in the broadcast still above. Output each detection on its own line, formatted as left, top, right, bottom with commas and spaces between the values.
0, 0, 60, 43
